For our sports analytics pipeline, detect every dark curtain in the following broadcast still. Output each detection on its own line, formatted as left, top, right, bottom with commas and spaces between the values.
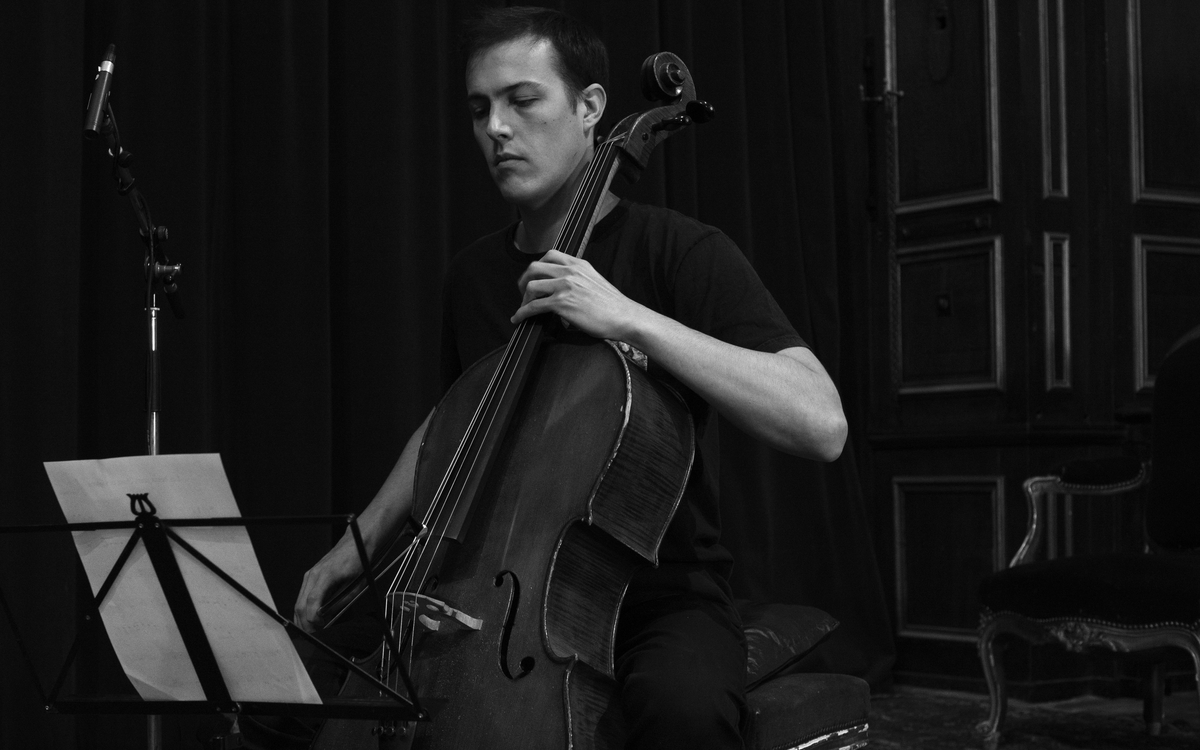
0, 2, 892, 747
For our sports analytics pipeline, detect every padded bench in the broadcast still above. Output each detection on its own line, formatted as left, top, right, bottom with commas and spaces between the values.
740, 601, 870, 750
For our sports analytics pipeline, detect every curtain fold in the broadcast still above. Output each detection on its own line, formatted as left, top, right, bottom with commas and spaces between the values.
0, 4, 85, 747
1, 2, 893, 746
713, 0, 895, 686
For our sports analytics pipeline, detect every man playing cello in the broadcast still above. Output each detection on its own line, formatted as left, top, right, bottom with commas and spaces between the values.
293, 7, 846, 749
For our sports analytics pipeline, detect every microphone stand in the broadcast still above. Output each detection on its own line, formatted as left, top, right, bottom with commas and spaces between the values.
86, 101, 185, 457
86, 97, 184, 750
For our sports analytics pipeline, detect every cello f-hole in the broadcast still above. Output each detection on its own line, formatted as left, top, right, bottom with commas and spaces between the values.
494, 571, 534, 679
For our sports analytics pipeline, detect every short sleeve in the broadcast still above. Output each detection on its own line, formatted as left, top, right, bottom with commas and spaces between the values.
669, 231, 807, 354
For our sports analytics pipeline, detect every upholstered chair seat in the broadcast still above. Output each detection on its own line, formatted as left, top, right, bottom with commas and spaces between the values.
981, 552, 1200, 626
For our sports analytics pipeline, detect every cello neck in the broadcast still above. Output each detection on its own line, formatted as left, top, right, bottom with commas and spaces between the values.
551, 138, 622, 259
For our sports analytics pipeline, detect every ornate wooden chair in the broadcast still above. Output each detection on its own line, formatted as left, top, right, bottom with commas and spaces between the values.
975, 337, 1200, 749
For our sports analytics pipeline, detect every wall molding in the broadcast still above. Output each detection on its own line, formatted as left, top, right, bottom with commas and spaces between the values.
1132, 234, 1200, 390
1129, 0, 1200, 205
896, 236, 1005, 394
893, 475, 1006, 642
891, 0, 1001, 213
1043, 232, 1071, 390
1040, 0, 1068, 198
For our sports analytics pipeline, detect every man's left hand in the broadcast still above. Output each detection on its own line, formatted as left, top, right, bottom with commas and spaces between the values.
512, 249, 642, 339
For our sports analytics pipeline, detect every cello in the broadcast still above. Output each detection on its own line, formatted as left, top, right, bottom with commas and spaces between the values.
313, 52, 714, 750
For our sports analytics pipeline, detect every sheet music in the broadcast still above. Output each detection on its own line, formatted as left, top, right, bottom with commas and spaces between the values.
44, 453, 321, 704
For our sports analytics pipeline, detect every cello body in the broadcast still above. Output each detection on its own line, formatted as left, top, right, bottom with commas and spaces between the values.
314, 331, 693, 749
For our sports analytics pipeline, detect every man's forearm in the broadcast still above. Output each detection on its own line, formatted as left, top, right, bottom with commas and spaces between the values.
294, 410, 433, 630
347, 410, 431, 558
624, 311, 847, 461
509, 249, 846, 460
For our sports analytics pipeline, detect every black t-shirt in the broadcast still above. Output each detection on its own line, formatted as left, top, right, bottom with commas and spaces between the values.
440, 200, 807, 601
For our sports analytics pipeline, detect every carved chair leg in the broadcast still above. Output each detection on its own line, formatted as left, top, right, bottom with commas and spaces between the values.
976, 622, 1006, 750
1143, 661, 1164, 736
1189, 639, 1200, 740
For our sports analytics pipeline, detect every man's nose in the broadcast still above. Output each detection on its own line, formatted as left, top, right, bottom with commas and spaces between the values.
486, 107, 511, 141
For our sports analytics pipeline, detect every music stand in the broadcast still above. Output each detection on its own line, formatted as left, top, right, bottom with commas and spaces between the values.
0, 507, 426, 722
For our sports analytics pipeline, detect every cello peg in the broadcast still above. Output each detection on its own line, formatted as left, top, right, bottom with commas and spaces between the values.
651, 114, 691, 134
686, 100, 715, 124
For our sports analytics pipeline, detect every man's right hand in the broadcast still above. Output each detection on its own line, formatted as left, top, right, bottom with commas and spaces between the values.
293, 537, 364, 633
293, 411, 430, 633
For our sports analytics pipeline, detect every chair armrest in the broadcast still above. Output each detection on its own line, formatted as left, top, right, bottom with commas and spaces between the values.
1009, 458, 1149, 568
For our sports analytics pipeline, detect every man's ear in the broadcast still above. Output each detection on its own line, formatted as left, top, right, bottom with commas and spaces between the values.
579, 83, 606, 136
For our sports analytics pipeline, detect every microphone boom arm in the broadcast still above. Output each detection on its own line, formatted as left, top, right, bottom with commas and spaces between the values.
83, 48, 184, 464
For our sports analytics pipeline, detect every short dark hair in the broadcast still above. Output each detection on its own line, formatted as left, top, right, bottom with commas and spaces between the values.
461, 6, 609, 102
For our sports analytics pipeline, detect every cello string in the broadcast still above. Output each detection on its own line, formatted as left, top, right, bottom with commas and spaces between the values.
354, 116, 638, 697
556, 140, 615, 257
398, 321, 540, 592
384, 138, 615, 684
386, 318, 544, 671
401, 140, 615, 593
402, 138, 613, 579
413, 132, 619, 587
396, 138, 618, 622
380, 140, 614, 694
385, 137, 621, 682
388, 139, 617, 687
398, 316, 541, 575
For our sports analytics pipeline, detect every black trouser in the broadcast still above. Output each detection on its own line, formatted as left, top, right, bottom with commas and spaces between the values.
614, 591, 749, 750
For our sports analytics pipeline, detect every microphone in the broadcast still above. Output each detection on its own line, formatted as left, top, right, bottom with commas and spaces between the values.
83, 44, 116, 139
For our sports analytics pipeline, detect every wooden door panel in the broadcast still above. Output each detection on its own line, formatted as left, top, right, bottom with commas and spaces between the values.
894, 0, 1000, 210
897, 237, 1005, 393
1131, 0, 1200, 203
893, 475, 1005, 639
1133, 236, 1200, 389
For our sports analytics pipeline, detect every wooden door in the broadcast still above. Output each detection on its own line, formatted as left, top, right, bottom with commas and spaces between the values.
862, 0, 1200, 695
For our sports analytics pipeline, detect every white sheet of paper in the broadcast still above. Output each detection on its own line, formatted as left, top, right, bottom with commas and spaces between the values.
44, 453, 321, 704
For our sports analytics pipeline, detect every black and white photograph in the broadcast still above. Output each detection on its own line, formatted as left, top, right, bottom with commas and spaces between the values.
1, 2, 1198, 749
